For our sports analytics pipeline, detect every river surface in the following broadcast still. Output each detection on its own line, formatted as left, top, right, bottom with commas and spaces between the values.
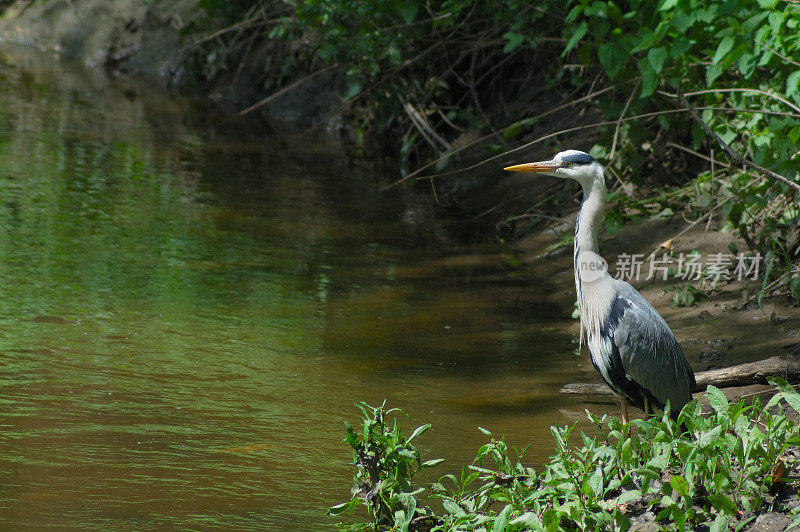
0, 48, 608, 529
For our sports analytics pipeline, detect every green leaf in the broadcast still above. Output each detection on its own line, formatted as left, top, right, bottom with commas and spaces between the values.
398, 0, 418, 24
648, 47, 668, 74
327, 499, 358, 516
614, 509, 632, 530
698, 425, 723, 447
671, 504, 686, 531
407, 423, 431, 443
442, 498, 465, 517
616, 489, 642, 505
492, 505, 513, 532
503, 31, 525, 54
598, 43, 626, 79
342, 82, 362, 102
706, 62, 724, 86
640, 68, 658, 98
396, 493, 416, 530
604, 210, 624, 234
420, 458, 444, 468
769, 11, 784, 35
670, 475, 690, 497
587, 467, 604, 497
738, 53, 756, 78
708, 492, 738, 515
564, 21, 588, 54
565, 4, 584, 23
503, 117, 536, 141
542, 508, 559, 531
710, 513, 729, 532
707, 385, 729, 414
670, 37, 692, 58
768, 376, 800, 413
786, 70, 800, 98
659, 0, 679, 10
713, 36, 736, 63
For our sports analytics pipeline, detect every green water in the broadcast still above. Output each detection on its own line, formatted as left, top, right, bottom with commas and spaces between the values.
0, 49, 603, 529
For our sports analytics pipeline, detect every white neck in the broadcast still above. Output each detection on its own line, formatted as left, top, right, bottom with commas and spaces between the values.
574, 175, 606, 256
573, 169, 607, 350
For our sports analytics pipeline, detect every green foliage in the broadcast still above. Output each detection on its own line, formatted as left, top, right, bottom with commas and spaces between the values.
671, 284, 709, 307
333, 385, 800, 530
563, 0, 800, 293
328, 401, 443, 529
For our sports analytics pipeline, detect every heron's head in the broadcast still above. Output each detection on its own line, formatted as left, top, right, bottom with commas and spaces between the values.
504, 150, 604, 189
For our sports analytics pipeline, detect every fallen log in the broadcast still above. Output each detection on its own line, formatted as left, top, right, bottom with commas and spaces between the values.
560, 355, 800, 396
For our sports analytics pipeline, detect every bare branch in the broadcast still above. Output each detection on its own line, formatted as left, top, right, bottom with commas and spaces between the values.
660, 87, 800, 115
236, 65, 339, 117
676, 92, 800, 195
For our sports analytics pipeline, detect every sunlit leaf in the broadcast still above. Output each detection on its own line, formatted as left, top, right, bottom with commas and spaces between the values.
707, 385, 729, 414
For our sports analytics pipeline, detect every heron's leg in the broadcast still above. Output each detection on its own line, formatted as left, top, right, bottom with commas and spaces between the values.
644, 397, 651, 418
620, 396, 629, 424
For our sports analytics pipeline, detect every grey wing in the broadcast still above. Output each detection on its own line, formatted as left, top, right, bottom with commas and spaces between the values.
606, 282, 695, 413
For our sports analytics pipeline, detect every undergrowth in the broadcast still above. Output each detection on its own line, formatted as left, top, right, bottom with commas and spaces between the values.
181, 1, 800, 303
330, 378, 800, 531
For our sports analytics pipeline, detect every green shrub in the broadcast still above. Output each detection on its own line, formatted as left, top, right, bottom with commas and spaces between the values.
332, 380, 800, 530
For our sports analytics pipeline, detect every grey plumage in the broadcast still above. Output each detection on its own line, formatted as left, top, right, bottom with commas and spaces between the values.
505, 150, 695, 421
594, 282, 695, 414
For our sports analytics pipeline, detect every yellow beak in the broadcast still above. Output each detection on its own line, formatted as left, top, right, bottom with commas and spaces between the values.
503, 160, 561, 172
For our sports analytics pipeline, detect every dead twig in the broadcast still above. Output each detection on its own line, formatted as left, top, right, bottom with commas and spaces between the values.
236, 65, 340, 117
382, 104, 800, 192
610, 78, 641, 160
380, 81, 636, 191
403, 102, 452, 151
666, 142, 731, 169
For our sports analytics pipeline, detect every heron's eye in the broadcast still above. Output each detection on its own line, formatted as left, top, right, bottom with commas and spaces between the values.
563, 161, 573, 167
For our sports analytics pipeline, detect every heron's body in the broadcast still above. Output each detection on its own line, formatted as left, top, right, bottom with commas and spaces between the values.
506, 150, 695, 421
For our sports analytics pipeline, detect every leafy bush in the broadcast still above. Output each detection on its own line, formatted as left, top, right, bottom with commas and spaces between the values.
332, 380, 800, 530
327, 401, 443, 529
562, 0, 800, 302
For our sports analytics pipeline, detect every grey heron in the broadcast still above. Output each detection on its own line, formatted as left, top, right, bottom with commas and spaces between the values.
505, 150, 695, 423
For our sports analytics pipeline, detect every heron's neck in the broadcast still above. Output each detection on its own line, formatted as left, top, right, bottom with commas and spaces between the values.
574, 179, 606, 256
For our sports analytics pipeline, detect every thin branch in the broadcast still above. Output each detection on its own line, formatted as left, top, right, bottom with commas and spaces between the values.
666, 142, 731, 169
610, 78, 640, 160
236, 65, 339, 117
403, 102, 451, 151
675, 92, 800, 195
380, 81, 635, 191
184, 14, 281, 50
413, 106, 800, 183
383, 100, 800, 192
661, 87, 800, 115
760, 43, 800, 68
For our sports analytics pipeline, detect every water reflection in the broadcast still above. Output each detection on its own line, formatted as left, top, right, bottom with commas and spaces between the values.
0, 47, 603, 529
